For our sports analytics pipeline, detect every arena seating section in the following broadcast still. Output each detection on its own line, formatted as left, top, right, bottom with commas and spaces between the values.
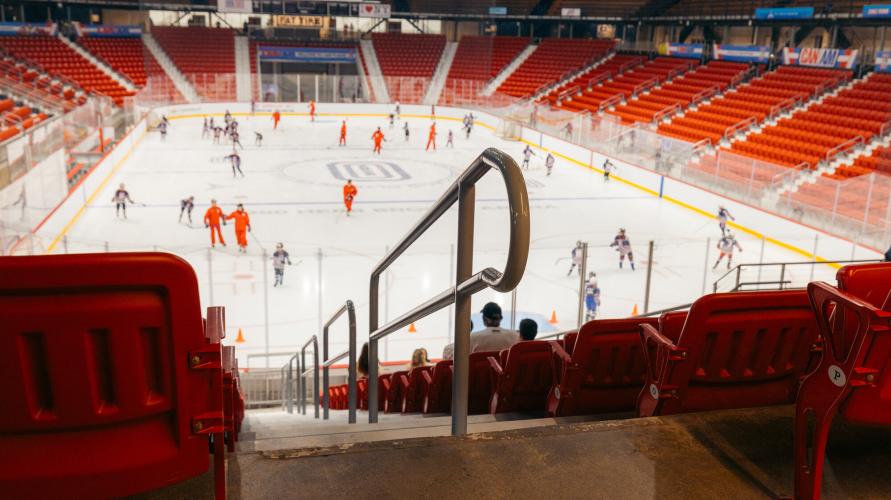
79, 36, 184, 103
0, 99, 49, 142
371, 33, 446, 103
0, 53, 83, 109
728, 71, 886, 170
553, 57, 699, 114
658, 66, 850, 146
0, 253, 244, 498
541, 54, 645, 104
0, 35, 133, 105
441, 36, 530, 103
607, 61, 749, 124
152, 26, 237, 101
497, 38, 615, 98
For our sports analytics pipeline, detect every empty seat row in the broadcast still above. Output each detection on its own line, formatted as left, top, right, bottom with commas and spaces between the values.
497, 38, 615, 98
151, 26, 236, 101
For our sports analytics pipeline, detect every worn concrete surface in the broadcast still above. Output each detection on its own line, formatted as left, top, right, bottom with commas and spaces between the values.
133, 405, 891, 500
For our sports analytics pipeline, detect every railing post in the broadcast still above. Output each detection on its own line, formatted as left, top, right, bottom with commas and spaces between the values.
300, 348, 306, 415
779, 264, 786, 291
347, 302, 357, 424
323, 333, 330, 420
286, 359, 293, 414
368, 338, 379, 423
313, 342, 320, 419
295, 356, 302, 414
643, 240, 654, 314
576, 242, 588, 327
452, 182, 475, 437
735, 265, 742, 291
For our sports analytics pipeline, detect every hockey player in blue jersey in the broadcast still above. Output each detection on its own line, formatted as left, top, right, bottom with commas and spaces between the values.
610, 228, 635, 270
717, 205, 735, 235
584, 272, 601, 321
713, 231, 743, 270
566, 241, 583, 277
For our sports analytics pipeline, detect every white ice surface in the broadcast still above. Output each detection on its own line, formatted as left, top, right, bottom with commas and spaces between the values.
57, 111, 848, 366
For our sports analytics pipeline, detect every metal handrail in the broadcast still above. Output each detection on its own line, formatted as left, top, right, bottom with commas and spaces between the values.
536, 329, 577, 341
367, 148, 529, 435
281, 354, 300, 414
300, 335, 320, 418
321, 301, 358, 424
712, 259, 882, 293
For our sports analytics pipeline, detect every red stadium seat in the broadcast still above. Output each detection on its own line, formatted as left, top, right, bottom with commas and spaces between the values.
398, 366, 433, 413
421, 359, 452, 414
384, 370, 408, 413
0, 253, 227, 498
637, 290, 820, 417
795, 263, 891, 500
489, 341, 558, 413
548, 317, 661, 417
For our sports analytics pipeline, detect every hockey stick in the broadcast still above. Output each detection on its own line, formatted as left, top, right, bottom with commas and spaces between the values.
248, 230, 267, 253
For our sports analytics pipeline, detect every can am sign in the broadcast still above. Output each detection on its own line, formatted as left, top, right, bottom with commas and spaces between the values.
359, 3, 391, 18
783, 48, 858, 69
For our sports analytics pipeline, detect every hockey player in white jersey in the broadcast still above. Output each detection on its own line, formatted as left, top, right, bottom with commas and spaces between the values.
610, 228, 635, 270
717, 206, 735, 235
713, 231, 743, 270
566, 241, 583, 277
521, 145, 535, 169
112, 183, 135, 219
584, 272, 601, 321
545, 153, 555, 176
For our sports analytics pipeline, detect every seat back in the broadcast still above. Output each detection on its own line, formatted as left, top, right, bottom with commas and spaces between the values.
422, 360, 452, 414
833, 263, 891, 425
548, 317, 662, 417
402, 366, 432, 413
468, 351, 498, 414
662, 290, 818, 414
0, 253, 219, 498
563, 332, 578, 355
384, 370, 408, 413
492, 341, 556, 413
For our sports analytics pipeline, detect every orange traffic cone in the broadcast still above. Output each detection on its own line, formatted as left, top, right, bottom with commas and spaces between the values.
236, 328, 245, 343
409, 323, 417, 333
631, 304, 638, 316
548, 310, 558, 324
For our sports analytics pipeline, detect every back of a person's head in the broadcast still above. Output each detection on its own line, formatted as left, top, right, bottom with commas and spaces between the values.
358, 342, 370, 377
410, 348, 430, 368
481, 302, 503, 327
519, 319, 538, 341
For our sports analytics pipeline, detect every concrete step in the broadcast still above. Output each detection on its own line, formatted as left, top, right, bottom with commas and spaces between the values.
424, 41, 457, 105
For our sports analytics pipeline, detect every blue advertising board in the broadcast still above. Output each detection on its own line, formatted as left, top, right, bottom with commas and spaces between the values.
666, 43, 703, 59
258, 46, 357, 64
754, 7, 814, 20
79, 25, 142, 37
713, 44, 770, 64
489, 6, 507, 15
863, 4, 891, 18
0, 22, 57, 36
877, 51, 891, 72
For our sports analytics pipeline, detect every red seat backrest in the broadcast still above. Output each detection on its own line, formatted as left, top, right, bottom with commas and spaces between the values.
422, 360, 452, 414
468, 351, 498, 414
402, 366, 432, 413
0, 253, 218, 498
491, 341, 556, 413
646, 290, 818, 416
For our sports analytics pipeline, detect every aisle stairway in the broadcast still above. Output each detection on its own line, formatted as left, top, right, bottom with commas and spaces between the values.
359, 39, 390, 103
141, 32, 199, 103
423, 41, 457, 105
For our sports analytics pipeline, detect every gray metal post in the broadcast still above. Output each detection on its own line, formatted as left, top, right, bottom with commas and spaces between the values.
452, 183, 475, 436
296, 356, 302, 414
809, 234, 819, 282
286, 359, 293, 413
323, 334, 330, 420
756, 235, 766, 289
577, 242, 588, 327
317, 248, 323, 337
779, 264, 787, 291
300, 349, 307, 414
207, 247, 214, 306
701, 237, 710, 295
313, 346, 320, 418
263, 249, 270, 367
643, 240, 654, 314
368, 339, 379, 423
448, 243, 455, 343
347, 304, 357, 424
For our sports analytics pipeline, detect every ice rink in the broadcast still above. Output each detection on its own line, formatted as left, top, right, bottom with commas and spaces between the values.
49, 106, 861, 365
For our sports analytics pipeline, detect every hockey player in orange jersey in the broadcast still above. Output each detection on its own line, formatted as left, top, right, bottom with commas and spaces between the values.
371, 127, 384, 154
343, 180, 358, 216
308, 100, 316, 122
272, 110, 281, 130
204, 199, 226, 247
426, 122, 436, 151
339, 120, 347, 146
226, 203, 252, 253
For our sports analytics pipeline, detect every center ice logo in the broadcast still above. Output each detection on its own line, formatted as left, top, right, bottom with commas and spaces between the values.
327, 161, 410, 182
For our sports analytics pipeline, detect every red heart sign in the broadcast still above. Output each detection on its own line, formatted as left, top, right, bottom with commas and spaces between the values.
363, 5, 373, 13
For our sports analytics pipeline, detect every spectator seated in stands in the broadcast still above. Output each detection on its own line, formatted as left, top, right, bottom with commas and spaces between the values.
407, 348, 431, 370
442, 302, 520, 359
519, 318, 538, 341
358, 342, 373, 377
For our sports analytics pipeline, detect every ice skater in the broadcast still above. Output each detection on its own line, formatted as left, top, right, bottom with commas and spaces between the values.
202, 118, 210, 139
545, 153, 555, 176
372, 127, 385, 154
389, 113, 395, 129
717, 206, 735, 235
426, 123, 436, 151
339, 120, 347, 146
563, 122, 573, 140
226, 203, 251, 253
272, 243, 292, 287
714, 231, 743, 270
112, 183, 135, 219
610, 228, 635, 270
254, 131, 263, 147
224, 110, 232, 126
158, 120, 167, 141
204, 199, 226, 248
227, 152, 244, 177
231, 129, 243, 149
567, 241, 583, 277
212, 126, 222, 145
603, 159, 615, 182
584, 272, 601, 321
403, 122, 410, 142
273, 110, 281, 130
446, 130, 454, 148
465, 113, 474, 139
343, 179, 358, 216
522, 145, 535, 169
179, 196, 195, 224
394, 101, 401, 119
308, 100, 316, 122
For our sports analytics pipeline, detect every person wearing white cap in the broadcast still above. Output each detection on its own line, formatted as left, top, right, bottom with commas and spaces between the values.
442, 302, 520, 360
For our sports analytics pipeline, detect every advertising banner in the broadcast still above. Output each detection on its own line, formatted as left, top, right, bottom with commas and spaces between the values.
258, 46, 356, 64
666, 43, 704, 59
782, 47, 859, 69
876, 51, 891, 72
713, 44, 770, 64
0, 22, 57, 37
754, 7, 814, 19
863, 4, 891, 18
218, 0, 253, 13
272, 15, 329, 28
77, 24, 142, 37
359, 3, 391, 18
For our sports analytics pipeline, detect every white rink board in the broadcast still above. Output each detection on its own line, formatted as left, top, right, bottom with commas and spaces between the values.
36, 102, 882, 366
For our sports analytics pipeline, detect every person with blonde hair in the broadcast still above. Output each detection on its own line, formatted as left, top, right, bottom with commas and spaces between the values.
408, 348, 431, 370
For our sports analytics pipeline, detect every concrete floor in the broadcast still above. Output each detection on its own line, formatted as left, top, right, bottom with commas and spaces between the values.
134, 405, 891, 500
